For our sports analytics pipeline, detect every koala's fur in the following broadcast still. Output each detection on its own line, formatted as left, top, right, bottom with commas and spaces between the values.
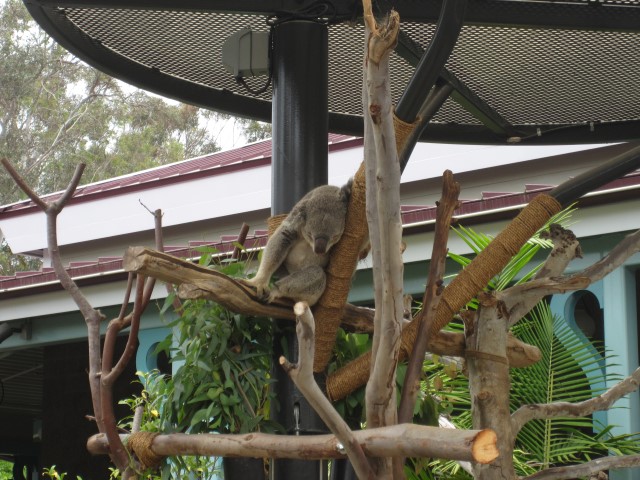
243, 181, 352, 305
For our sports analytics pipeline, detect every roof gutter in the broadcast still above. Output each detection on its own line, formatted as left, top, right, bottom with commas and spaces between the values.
402, 181, 640, 231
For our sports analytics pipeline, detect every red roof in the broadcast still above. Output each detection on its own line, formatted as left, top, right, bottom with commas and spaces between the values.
0, 133, 362, 217
5, 169, 640, 293
3, 139, 640, 294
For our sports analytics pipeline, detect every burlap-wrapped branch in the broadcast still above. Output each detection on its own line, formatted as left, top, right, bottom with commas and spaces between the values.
312, 163, 368, 371
312, 114, 421, 371
326, 193, 562, 401
313, 113, 423, 371
264, 165, 368, 372
423, 193, 561, 339
128, 431, 164, 470
265, 114, 419, 373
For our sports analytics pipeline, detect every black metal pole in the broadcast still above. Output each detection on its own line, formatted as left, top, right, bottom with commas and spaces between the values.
270, 18, 329, 480
394, 0, 466, 123
271, 20, 329, 212
549, 142, 640, 206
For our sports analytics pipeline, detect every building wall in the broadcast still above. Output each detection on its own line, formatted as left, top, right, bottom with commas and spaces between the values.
41, 338, 141, 479
2, 142, 640, 478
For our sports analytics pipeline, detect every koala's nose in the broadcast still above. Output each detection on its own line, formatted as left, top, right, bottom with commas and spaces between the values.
314, 236, 328, 254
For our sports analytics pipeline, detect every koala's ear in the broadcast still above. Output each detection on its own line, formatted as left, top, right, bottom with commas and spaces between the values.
340, 178, 353, 202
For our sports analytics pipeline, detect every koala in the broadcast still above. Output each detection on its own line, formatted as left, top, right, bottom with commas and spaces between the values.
243, 180, 352, 306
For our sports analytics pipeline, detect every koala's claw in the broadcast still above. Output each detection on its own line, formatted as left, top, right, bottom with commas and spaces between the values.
258, 286, 273, 303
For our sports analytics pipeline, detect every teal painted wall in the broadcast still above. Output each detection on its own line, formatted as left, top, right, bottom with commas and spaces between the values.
0, 303, 172, 353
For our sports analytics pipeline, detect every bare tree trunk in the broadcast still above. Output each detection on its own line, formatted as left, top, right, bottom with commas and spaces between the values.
466, 295, 516, 480
361, 2, 402, 477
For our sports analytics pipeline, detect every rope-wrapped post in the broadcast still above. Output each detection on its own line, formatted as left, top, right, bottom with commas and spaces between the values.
394, 113, 418, 157
425, 193, 561, 339
312, 163, 368, 371
261, 165, 369, 372
312, 114, 421, 372
267, 214, 288, 236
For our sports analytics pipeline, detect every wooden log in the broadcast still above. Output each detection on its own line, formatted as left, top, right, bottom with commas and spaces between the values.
123, 246, 372, 332
123, 246, 540, 366
87, 424, 498, 464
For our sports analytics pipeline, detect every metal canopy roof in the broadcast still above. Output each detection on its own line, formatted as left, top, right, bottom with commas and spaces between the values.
23, 0, 640, 145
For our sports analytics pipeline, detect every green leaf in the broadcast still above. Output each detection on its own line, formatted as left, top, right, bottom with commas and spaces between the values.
221, 359, 231, 382
159, 291, 177, 315
195, 359, 212, 372
189, 408, 210, 427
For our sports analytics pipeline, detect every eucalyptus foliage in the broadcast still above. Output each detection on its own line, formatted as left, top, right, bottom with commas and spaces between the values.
114, 255, 278, 478
157, 296, 278, 435
119, 373, 223, 479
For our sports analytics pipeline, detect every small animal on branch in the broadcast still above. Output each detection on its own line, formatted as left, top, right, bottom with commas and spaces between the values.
243, 180, 352, 305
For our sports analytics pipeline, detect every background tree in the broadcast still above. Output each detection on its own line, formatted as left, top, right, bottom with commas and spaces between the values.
234, 118, 272, 144
0, 0, 271, 274
0, 0, 223, 204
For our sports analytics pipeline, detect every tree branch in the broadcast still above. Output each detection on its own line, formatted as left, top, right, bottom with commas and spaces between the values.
150, 207, 182, 312
125, 247, 541, 369
467, 293, 515, 479
398, 170, 460, 423
504, 228, 640, 327
51, 162, 86, 213
122, 246, 373, 333
100, 275, 146, 469
501, 224, 583, 328
365, 12, 404, 480
87, 424, 498, 464
522, 454, 640, 480
280, 302, 375, 480
511, 366, 640, 437
361, 6, 402, 475
1, 158, 48, 209
0, 159, 120, 466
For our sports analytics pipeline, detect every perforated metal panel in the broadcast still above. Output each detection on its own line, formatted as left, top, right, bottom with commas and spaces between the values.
65, 9, 271, 96
441, 25, 640, 125
0, 348, 43, 416
25, 0, 640, 143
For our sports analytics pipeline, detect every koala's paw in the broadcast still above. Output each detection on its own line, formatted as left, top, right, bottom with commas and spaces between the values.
239, 278, 271, 302
265, 288, 282, 304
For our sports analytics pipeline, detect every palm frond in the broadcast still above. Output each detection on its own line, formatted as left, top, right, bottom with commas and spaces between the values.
449, 205, 576, 293
510, 302, 637, 471
417, 205, 640, 479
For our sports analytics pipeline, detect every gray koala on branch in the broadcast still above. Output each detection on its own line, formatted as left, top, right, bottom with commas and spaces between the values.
243, 180, 352, 306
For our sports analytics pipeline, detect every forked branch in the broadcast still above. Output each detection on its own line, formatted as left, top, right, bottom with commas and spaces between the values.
122, 246, 375, 333
280, 302, 375, 479
1, 159, 158, 475
1, 159, 122, 465
502, 226, 640, 327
